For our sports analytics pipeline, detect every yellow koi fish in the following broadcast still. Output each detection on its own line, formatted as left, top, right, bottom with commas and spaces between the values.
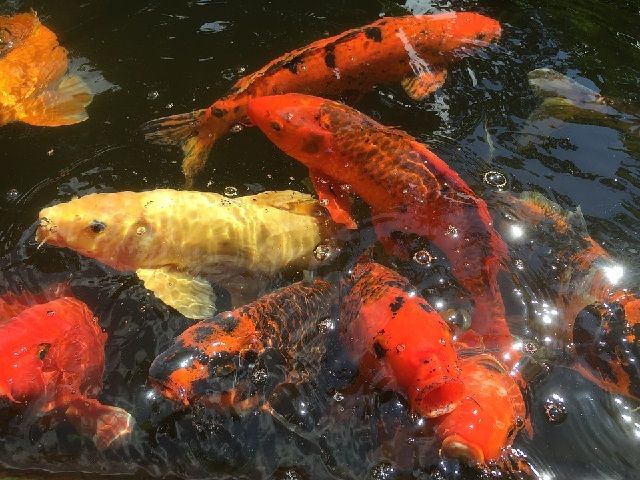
36, 190, 334, 318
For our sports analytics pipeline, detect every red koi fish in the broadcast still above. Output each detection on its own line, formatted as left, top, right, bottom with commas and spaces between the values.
434, 352, 528, 464
142, 12, 501, 185
0, 296, 132, 449
339, 261, 464, 418
248, 94, 512, 353
0, 12, 93, 127
149, 279, 334, 412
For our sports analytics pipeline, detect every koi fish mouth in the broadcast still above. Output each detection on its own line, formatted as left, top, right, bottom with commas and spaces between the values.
35, 217, 59, 248
440, 434, 485, 464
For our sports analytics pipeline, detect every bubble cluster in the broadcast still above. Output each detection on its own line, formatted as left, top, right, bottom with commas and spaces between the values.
313, 243, 332, 262
5, 189, 19, 202
544, 395, 567, 424
483, 170, 508, 188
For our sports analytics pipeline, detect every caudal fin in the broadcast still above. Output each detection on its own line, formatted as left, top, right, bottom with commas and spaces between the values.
64, 397, 134, 450
21, 74, 93, 127
141, 109, 215, 186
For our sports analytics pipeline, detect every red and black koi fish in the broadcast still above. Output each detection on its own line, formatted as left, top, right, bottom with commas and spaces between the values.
142, 12, 501, 185
339, 261, 464, 418
148, 279, 334, 412
248, 94, 512, 354
0, 295, 132, 449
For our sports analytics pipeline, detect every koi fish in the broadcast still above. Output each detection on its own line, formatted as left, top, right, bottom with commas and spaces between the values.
149, 279, 334, 412
142, 12, 501, 185
0, 12, 93, 127
339, 261, 464, 418
525, 68, 640, 154
0, 296, 132, 449
248, 94, 512, 353
0, 282, 68, 318
488, 190, 640, 399
36, 189, 335, 319
434, 352, 528, 464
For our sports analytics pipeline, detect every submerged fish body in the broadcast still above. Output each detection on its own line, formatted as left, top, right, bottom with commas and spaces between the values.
488, 190, 640, 400
434, 352, 527, 464
0, 12, 93, 127
36, 189, 334, 318
149, 279, 334, 412
248, 93, 512, 353
142, 12, 501, 184
339, 261, 464, 418
0, 295, 132, 449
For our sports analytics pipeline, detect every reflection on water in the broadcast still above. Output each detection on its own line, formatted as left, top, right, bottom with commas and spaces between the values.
1, 0, 639, 478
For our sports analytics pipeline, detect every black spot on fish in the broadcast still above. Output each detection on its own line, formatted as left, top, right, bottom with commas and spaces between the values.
283, 54, 304, 74
419, 302, 434, 313
213, 108, 227, 118
217, 314, 239, 333
192, 324, 217, 344
364, 27, 383, 42
374, 341, 387, 359
324, 45, 336, 69
389, 296, 404, 315
37, 343, 51, 360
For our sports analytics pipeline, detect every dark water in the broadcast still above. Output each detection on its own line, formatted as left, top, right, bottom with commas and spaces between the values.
1, 0, 640, 479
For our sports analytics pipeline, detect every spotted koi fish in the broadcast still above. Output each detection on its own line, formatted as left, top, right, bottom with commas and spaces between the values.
339, 261, 464, 418
0, 12, 93, 127
148, 279, 334, 412
249, 94, 512, 354
142, 12, 501, 185
488, 190, 640, 400
0, 295, 132, 449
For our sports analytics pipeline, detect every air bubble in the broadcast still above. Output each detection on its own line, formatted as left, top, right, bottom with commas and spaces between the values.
224, 186, 238, 197
413, 250, 432, 265
318, 317, 336, 333
5, 189, 19, 202
369, 462, 395, 480
251, 368, 268, 385
147, 90, 159, 100
333, 392, 344, 402
313, 243, 332, 262
544, 396, 567, 423
483, 170, 508, 188
230, 124, 243, 133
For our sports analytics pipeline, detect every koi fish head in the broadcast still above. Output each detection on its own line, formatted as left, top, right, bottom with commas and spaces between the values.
432, 11, 502, 51
435, 354, 527, 464
36, 192, 157, 271
149, 313, 266, 412
0, 297, 105, 404
247, 94, 334, 169
0, 12, 39, 58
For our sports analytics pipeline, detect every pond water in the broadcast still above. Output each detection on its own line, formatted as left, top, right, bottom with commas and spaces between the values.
1, 0, 639, 479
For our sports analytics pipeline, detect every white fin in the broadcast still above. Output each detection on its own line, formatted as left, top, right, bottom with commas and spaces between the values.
22, 74, 93, 126
136, 267, 216, 319
401, 69, 447, 101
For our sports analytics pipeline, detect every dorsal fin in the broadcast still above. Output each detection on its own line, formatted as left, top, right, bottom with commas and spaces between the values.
241, 190, 320, 216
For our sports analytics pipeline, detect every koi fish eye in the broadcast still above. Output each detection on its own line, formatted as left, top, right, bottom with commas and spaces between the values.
270, 121, 283, 131
89, 220, 107, 234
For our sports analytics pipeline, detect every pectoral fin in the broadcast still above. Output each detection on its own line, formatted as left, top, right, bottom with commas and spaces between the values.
310, 171, 356, 229
401, 68, 447, 101
136, 267, 216, 319
21, 75, 93, 126
243, 190, 320, 216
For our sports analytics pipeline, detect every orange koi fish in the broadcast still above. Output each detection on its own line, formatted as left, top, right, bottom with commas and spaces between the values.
248, 94, 512, 353
435, 352, 528, 464
0, 12, 93, 127
488, 190, 640, 399
149, 279, 334, 412
339, 261, 464, 418
142, 12, 501, 184
0, 295, 132, 449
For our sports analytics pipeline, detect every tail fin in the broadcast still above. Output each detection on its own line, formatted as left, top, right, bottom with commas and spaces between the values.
64, 397, 134, 450
141, 109, 214, 186
20, 74, 93, 127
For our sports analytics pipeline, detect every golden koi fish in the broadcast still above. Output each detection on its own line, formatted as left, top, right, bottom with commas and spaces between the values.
36, 189, 334, 319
